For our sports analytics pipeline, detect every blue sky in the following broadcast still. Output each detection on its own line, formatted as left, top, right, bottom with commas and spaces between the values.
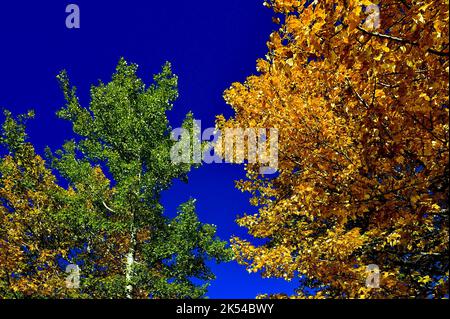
0, 0, 298, 298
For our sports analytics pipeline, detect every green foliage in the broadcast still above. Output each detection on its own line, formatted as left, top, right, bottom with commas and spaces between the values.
51, 58, 231, 298
0, 59, 231, 299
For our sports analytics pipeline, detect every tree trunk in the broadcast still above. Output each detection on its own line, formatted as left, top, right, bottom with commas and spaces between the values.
125, 226, 136, 299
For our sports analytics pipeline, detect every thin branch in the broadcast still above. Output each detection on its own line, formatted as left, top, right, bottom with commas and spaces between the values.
357, 26, 449, 57
102, 201, 117, 214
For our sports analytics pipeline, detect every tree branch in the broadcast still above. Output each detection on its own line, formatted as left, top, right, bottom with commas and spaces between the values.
102, 201, 117, 214
357, 26, 449, 57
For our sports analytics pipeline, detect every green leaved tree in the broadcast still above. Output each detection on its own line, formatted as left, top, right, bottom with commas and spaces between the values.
47, 58, 231, 298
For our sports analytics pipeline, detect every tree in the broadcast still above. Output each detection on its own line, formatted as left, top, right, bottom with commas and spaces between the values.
0, 109, 137, 298
49, 58, 232, 298
0, 110, 75, 298
219, 0, 449, 298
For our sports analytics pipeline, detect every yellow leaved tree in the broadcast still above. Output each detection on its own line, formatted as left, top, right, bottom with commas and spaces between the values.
218, 0, 449, 298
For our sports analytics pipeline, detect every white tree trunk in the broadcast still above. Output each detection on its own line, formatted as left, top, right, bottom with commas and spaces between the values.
125, 227, 136, 299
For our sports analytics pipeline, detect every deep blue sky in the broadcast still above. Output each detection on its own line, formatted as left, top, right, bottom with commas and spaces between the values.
0, 0, 297, 298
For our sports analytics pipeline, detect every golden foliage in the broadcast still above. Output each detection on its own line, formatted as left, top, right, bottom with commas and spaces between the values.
220, 0, 449, 298
0, 144, 69, 297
